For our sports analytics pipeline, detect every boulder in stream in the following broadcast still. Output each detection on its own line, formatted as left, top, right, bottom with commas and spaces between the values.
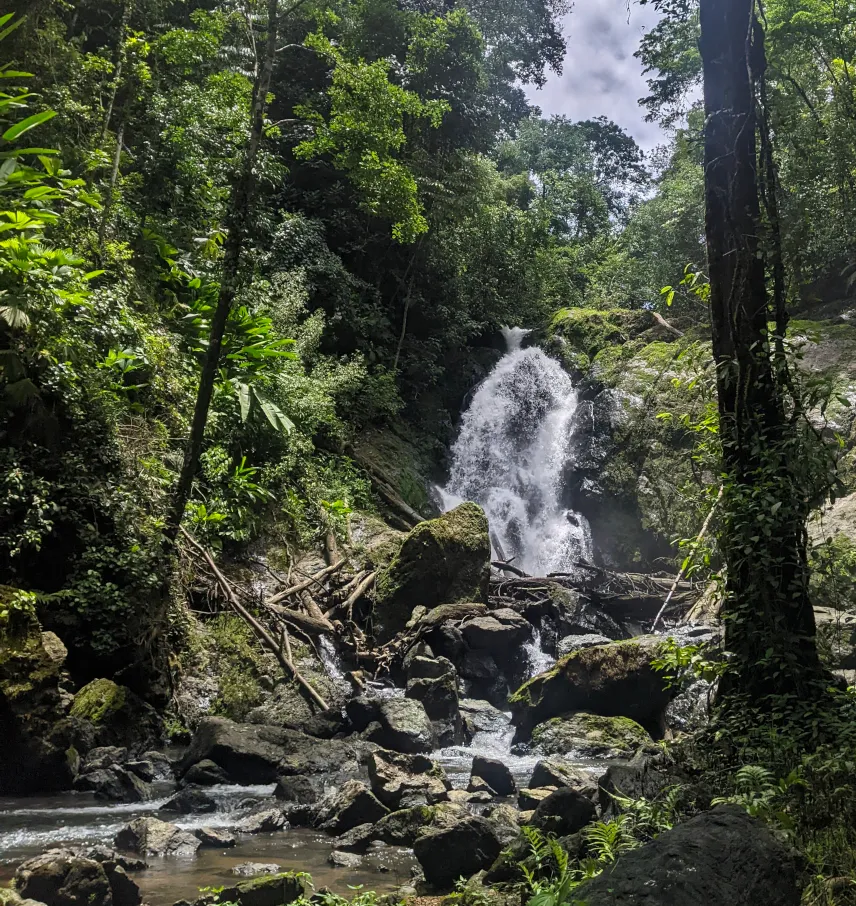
74, 766, 155, 803
529, 711, 654, 759
70, 678, 162, 754
15, 849, 141, 906
572, 806, 800, 906
557, 633, 612, 656
181, 758, 230, 787
237, 808, 289, 834
367, 750, 450, 809
196, 873, 305, 906
318, 780, 389, 833
373, 503, 491, 642
348, 696, 435, 753
114, 817, 200, 857
159, 785, 217, 814
530, 787, 598, 836
510, 636, 674, 738
529, 758, 599, 795
405, 670, 464, 747
195, 827, 236, 848
470, 756, 516, 797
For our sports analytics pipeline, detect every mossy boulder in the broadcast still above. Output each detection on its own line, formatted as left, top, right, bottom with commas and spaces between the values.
70, 679, 161, 753
510, 637, 673, 739
0, 614, 77, 794
530, 712, 654, 759
374, 503, 491, 642
207, 874, 306, 906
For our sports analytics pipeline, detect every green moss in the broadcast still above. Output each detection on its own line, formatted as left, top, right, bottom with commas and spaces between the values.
531, 711, 653, 758
70, 678, 127, 723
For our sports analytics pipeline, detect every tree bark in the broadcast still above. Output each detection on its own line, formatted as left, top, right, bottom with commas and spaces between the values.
167, 0, 280, 538
700, 0, 819, 699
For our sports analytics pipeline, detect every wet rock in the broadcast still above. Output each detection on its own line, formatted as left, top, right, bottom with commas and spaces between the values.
350, 697, 434, 754
665, 679, 714, 734
425, 623, 468, 663
467, 776, 496, 795
405, 671, 464, 747
413, 816, 504, 889
114, 817, 200, 857
531, 787, 597, 836
78, 848, 146, 873
374, 503, 491, 643
0, 620, 76, 794
126, 751, 173, 783
510, 637, 674, 739
75, 766, 155, 803
232, 864, 282, 877
181, 717, 367, 785
70, 679, 162, 754
318, 780, 389, 833
407, 655, 452, 680
529, 759, 598, 795
529, 712, 654, 759
457, 651, 507, 705
597, 752, 687, 816
333, 823, 376, 853
198, 874, 305, 906
15, 849, 141, 906
328, 851, 362, 869
572, 806, 800, 906
367, 750, 450, 809
160, 786, 217, 815
557, 634, 612, 657
458, 699, 508, 736
471, 756, 516, 797
181, 759, 229, 787
237, 808, 289, 834
195, 827, 236, 848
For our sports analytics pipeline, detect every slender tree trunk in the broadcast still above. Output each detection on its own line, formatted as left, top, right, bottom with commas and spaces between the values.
700, 0, 819, 700
98, 119, 124, 251
167, 0, 280, 538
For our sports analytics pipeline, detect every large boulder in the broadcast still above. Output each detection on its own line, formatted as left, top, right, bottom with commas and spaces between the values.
557, 633, 612, 656
158, 786, 217, 814
572, 806, 800, 905
114, 817, 200, 857
317, 780, 389, 833
74, 766, 155, 803
413, 815, 505, 889
348, 697, 434, 753
15, 849, 141, 906
69, 679, 161, 754
374, 504, 491, 642
529, 758, 599, 795
368, 750, 450, 809
180, 717, 367, 786
0, 617, 76, 794
510, 637, 673, 739
529, 712, 654, 759
461, 611, 532, 650
372, 802, 470, 846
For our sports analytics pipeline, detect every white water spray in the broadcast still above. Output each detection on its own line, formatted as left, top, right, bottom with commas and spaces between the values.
439, 329, 592, 576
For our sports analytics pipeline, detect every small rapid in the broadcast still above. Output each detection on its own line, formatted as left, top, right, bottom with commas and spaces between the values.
439, 328, 592, 575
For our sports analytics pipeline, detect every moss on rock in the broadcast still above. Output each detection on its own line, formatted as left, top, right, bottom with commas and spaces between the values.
70, 678, 126, 723
374, 503, 491, 642
69, 677, 161, 752
530, 712, 654, 759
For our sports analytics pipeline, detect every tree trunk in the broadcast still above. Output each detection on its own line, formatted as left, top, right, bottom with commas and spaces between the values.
700, 0, 819, 699
167, 0, 280, 538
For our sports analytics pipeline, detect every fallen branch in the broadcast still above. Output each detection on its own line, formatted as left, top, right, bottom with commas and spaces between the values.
267, 560, 345, 606
492, 560, 530, 578
326, 571, 376, 620
180, 527, 329, 711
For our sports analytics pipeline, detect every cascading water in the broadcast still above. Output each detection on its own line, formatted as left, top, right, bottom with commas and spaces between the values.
439, 327, 593, 576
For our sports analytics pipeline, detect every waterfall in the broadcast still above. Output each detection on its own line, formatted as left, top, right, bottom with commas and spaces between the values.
439, 329, 592, 576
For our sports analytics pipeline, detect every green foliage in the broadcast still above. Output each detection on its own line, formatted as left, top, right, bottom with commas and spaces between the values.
652, 637, 727, 688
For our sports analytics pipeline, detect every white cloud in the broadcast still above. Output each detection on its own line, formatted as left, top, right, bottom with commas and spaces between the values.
525, 0, 665, 151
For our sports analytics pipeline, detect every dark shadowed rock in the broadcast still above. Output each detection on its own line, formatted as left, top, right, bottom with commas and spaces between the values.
332, 823, 375, 853
371, 802, 470, 846
126, 751, 173, 783
114, 818, 200, 857
413, 816, 504, 889
70, 678, 161, 754
529, 759, 599, 796
531, 787, 597, 836
471, 756, 516, 797
15, 849, 141, 906
405, 670, 464, 747
82, 747, 128, 773
159, 786, 217, 815
75, 766, 154, 803
374, 504, 491, 642
181, 759, 229, 787
195, 827, 236, 848
572, 806, 800, 906
597, 753, 688, 816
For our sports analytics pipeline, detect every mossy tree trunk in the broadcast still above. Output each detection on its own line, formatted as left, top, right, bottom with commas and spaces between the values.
700, 0, 820, 700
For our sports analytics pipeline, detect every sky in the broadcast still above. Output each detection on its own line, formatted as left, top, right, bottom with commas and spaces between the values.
525, 0, 665, 152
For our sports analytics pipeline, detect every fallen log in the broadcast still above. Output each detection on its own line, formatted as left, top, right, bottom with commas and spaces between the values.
179, 527, 329, 711
325, 571, 376, 620
267, 560, 345, 606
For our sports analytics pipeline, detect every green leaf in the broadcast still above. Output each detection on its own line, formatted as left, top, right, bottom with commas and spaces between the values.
257, 394, 294, 434
0, 15, 24, 43
237, 382, 251, 422
3, 110, 57, 142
